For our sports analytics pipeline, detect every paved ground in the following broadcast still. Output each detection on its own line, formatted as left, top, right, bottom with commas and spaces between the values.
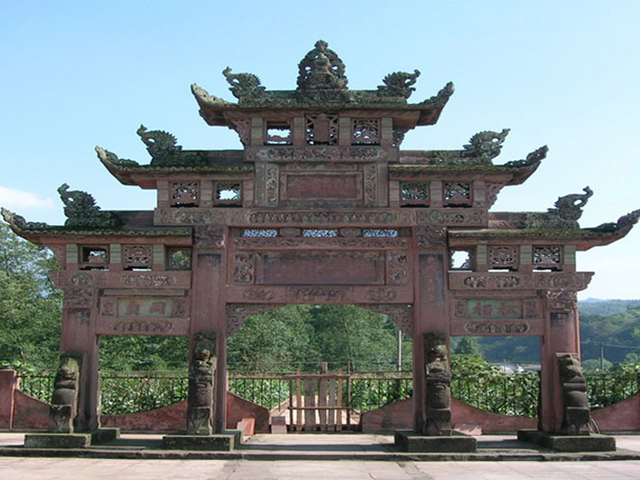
2, 433, 640, 479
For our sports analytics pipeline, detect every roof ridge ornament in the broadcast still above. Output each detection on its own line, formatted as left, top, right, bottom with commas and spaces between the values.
137, 125, 182, 165
377, 70, 421, 99
57, 184, 121, 229
296, 40, 349, 102
522, 187, 593, 229
463, 129, 510, 160
222, 67, 266, 101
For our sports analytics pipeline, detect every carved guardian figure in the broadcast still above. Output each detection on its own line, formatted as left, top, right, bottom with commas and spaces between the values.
424, 332, 452, 436
557, 353, 590, 435
187, 331, 217, 435
49, 353, 82, 433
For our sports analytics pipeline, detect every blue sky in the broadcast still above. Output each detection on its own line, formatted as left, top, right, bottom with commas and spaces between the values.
1, 1, 639, 298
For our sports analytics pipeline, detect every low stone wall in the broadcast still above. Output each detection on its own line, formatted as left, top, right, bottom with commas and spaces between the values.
12, 390, 50, 431
592, 392, 640, 432
3, 369, 639, 434
102, 393, 270, 433
361, 397, 537, 434
4, 373, 270, 434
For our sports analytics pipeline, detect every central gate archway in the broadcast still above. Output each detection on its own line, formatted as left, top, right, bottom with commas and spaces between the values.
5, 40, 638, 451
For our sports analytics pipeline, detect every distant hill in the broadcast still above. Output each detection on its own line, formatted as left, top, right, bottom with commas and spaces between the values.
579, 299, 640, 315
470, 300, 640, 365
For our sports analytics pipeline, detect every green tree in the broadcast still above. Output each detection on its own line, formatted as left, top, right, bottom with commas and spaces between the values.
0, 223, 62, 369
453, 337, 482, 357
309, 305, 405, 372
227, 305, 316, 373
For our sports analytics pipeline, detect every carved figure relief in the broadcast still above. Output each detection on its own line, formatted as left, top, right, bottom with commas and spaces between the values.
557, 353, 590, 435
365, 288, 398, 302
233, 252, 255, 284
171, 182, 199, 207
187, 332, 217, 435
423, 332, 452, 436
242, 288, 275, 301
547, 290, 578, 311
121, 274, 176, 288
363, 305, 414, 337
49, 353, 82, 433
387, 252, 409, 285
64, 288, 94, 309
195, 225, 225, 249
265, 164, 279, 206
363, 163, 378, 206
122, 245, 153, 269
464, 321, 530, 335
291, 287, 347, 303
488, 246, 518, 270
113, 319, 173, 334
462, 275, 520, 289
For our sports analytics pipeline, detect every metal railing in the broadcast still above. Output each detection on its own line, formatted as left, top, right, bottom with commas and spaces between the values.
15, 368, 640, 418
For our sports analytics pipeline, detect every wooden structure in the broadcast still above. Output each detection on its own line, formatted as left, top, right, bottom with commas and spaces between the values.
3, 40, 639, 446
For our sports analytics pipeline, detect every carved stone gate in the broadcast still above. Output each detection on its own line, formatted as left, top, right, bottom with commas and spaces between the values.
3, 40, 638, 450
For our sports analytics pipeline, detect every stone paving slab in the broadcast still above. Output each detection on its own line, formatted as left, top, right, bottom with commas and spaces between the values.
2, 457, 640, 480
2, 433, 640, 463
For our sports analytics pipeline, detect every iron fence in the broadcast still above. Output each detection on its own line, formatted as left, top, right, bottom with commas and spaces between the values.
586, 370, 640, 409
14, 368, 640, 418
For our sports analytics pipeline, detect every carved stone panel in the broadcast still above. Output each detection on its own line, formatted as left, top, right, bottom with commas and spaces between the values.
280, 172, 362, 202
452, 297, 542, 321
64, 288, 94, 309
254, 251, 386, 285
450, 318, 543, 337
386, 251, 409, 285
362, 304, 414, 337
99, 297, 189, 319
97, 317, 190, 336
233, 252, 255, 284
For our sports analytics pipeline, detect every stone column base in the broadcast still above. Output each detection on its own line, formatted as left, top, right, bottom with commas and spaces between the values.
394, 430, 477, 453
517, 429, 616, 452
162, 430, 242, 451
24, 428, 120, 449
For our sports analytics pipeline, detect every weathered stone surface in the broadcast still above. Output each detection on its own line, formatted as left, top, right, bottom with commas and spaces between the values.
187, 332, 217, 435
518, 429, 616, 452
162, 431, 241, 451
423, 333, 452, 436
49, 353, 82, 433
24, 433, 91, 449
394, 430, 476, 452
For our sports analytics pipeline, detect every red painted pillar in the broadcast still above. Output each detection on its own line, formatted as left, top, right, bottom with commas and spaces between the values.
0, 369, 18, 430
539, 290, 580, 433
413, 227, 450, 433
190, 226, 227, 433
52, 271, 101, 432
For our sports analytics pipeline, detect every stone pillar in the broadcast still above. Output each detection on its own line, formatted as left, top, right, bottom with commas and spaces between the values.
423, 332, 452, 435
187, 331, 217, 435
49, 353, 82, 433
0, 369, 19, 430
190, 226, 227, 433
53, 272, 101, 433
413, 226, 450, 434
539, 289, 581, 433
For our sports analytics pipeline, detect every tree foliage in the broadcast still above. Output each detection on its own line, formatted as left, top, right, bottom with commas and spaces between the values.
0, 223, 62, 369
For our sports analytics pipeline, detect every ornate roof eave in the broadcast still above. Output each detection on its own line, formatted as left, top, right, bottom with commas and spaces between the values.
191, 82, 453, 129
2, 208, 191, 244
393, 146, 545, 185
389, 161, 540, 183
450, 209, 640, 251
97, 146, 252, 187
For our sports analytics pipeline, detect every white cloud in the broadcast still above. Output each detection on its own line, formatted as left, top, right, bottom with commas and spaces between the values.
0, 186, 55, 209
